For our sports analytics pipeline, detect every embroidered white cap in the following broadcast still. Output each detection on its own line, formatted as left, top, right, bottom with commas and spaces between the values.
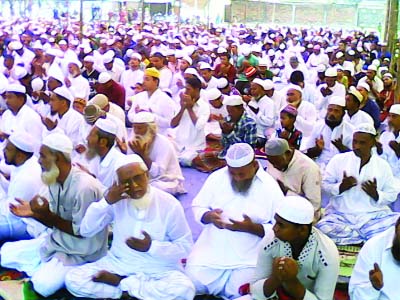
276, 196, 314, 224
42, 132, 73, 154
354, 122, 376, 136
8, 131, 35, 153
328, 96, 346, 107
389, 104, 400, 115
223, 95, 243, 106
95, 118, 118, 136
132, 111, 156, 123
225, 143, 255, 168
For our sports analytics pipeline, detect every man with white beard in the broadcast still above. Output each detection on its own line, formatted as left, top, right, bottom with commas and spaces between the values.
1, 133, 107, 298
65, 155, 195, 300
128, 111, 185, 195
65, 60, 90, 101
85, 118, 126, 188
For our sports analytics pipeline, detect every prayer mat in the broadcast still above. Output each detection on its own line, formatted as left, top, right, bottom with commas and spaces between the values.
337, 244, 361, 279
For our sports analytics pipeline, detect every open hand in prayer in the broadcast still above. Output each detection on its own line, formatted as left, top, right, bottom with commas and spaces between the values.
105, 182, 130, 204
321, 87, 333, 97
389, 140, 400, 158
75, 144, 86, 154
220, 121, 234, 134
41, 116, 58, 131
10, 196, 51, 219
202, 209, 226, 229
224, 214, 256, 233
339, 171, 357, 194
128, 140, 147, 157
362, 178, 378, 201
315, 135, 324, 150
369, 263, 384, 290
116, 137, 127, 154
126, 231, 152, 252
331, 135, 347, 152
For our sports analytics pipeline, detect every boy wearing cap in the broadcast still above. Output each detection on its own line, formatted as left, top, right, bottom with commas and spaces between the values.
317, 123, 400, 245
186, 143, 283, 300
250, 196, 339, 300
274, 105, 302, 150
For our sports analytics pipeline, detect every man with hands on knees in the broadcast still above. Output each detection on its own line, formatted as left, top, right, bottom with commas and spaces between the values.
65, 154, 195, 300
186, 143, 284, 299
349, 216, 400, 300
249, 196, 339, 300
316, 123, 400, 245
0, 132, 107, 298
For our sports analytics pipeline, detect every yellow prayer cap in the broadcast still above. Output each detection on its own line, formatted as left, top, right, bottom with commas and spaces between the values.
145, 67, 160, 79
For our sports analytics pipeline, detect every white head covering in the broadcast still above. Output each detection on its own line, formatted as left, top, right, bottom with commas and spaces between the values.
6, 84, 26, 94
95, 118, 117, 136
206, 88, 222, 101
357, 81, 371, 92
287, 84, 303, 94
83, 55, 95, 63
98, 72, 112, 84
132, 111, 156, 123
263, 79, 274, 91
354, 123, 377, 136
217, 77, 229, 89
252, 78, 267, 90
114, 154, 148, 172
276, 196, 314, 224
325, 67, 337, 77
389, 104, 400, 115
265, 138, 289, 156
42, 132, 73, 154
31, 77, 44, 92
328, 96, 346, 107
53, 86, 73, 102
225, 143, 254, 168
8, 131, 35, 153
181, 56, 193, 65
223, 95, 243, 106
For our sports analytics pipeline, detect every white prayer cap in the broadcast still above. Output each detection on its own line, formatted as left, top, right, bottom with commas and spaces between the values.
265, 138, 289, 156
199, 62, 213, 70
335, 51, 344, 59
252, 78, 267, 90
258, 57, 269, 67
325, 67, 337, 77
31, 77, 44, 92
367, 64, 377, 72
42, 132, 73, 154
67, 59, 82, 69
6, 83, 26, 94
12, 67, 28, 80
276, 196, 314, 225
53, 86, 73, 102
226, 143, 255, 168
184, 67, 200, 77
181, 56, 192, 65
389, 104, 400, 115
114, 154, 148, 172
357, 81, 371, 92
217, 47, 227, 54
316, 64, 326, 73
45, 48, 58, 57
8, 131, 35, 153
32, 40, 43, 50
98, 72, 112, 84
10, 41, 23, 50
223, 95, 243, 107
383, 72, 393, 79
328, 96, 346, 107
103, 55, 114, 64
354, 122, 376, 136
241, 47, 251, 56
83, 55, 94, 63
58, 39, 67, 45
132, 111, 156, 123
129, 52, 142, 61
206, 88, 222, 101
347, 49, 355, 56
95, 118, 117, 136
348, 86, 363, 102
217, 77, 229, 89
267, 49, 275, 56
287, 84, 303, 94
372, 59, 381, 67
263, 79, 274, 91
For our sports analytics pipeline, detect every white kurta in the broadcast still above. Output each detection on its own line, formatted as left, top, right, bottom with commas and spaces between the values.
295, 100, 317, 138
68, 75, 90, 101
316, 82, 346, 119
251, 228, 339, 300
349, 227, 400, 300
344, 110, 374, 128
187, 166, 284, 269
379, 131, 400, 177
247, 95, 275, 138
120, 68, 144, 100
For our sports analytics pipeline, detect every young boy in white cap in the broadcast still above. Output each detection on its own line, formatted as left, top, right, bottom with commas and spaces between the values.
249, 196, 339, 300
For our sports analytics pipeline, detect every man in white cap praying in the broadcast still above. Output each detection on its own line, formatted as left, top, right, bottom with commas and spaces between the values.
42, 86, 85, 152
358, 64, 384, 101
102, 53, 124, 82
265, 138, 322, 221
0, 132, 46, 242
0, 84, 43, 145
185, 143, 284, 299
65, 60, 90, 101
65, 154, 195, 300
305, 96, 354, 170
128, 111, 185, 195
316, 67, 346, 119
10, 40, 35, 74
344, 86, 374, 127
249, 196, 339, 300
316, 123, 400, 245
1, 132, 107, 298
85, 118, 126, 187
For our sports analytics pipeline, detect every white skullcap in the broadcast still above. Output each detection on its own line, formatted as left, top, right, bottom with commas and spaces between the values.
267, 49, 275, 56
184, 67, 200, 77
328, 96, 346, 107
241, 47, 251, 56
357, 81, 371, 92
217, 47, 227, 54
316, 64, 326, 72
103, 52, 114, 64
6, 84, 26, 94
10, 41, 23, 50
354, 122, 376, 136
42, 132, 73, 154
129, 52, 142, 61
206, 88, 222, 101
276, 196, 314, 224
95, 118, 117, 135
265, 138, 290, 156
263, 79, 274, 91
287, 84, 303, 94
258, 57, 269, 67
325, 67, 337, 77
372, 59, 381, 67
132, 111, 156, 123
335, 51, 344, 59
68, 59, 82, 69
98, 72, 112, 84
83, 55, 94, 63
8, 131, 35, 153
252, 78, 267, 90
199, 62, 213, 70
53, 86, 73, 102
58, 40, 67, 45
223, 95, 243, 106
225, 143, 255, 168
31, 77, 44, 92
367, 64, 377, 72
217, 77, 229, 89
114, 154, 148, 173
45, 48, 58, 57
12, 67, 28, 80
389, 104, 400, 115
181, 56, 192, 65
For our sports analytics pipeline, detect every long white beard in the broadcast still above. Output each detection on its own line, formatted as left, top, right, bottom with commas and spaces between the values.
41, 163, 60, 185
131, 190, 152, 210
133, 131, 154, 155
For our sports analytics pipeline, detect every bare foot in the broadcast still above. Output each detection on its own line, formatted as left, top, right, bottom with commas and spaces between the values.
92, 270, 124, 286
